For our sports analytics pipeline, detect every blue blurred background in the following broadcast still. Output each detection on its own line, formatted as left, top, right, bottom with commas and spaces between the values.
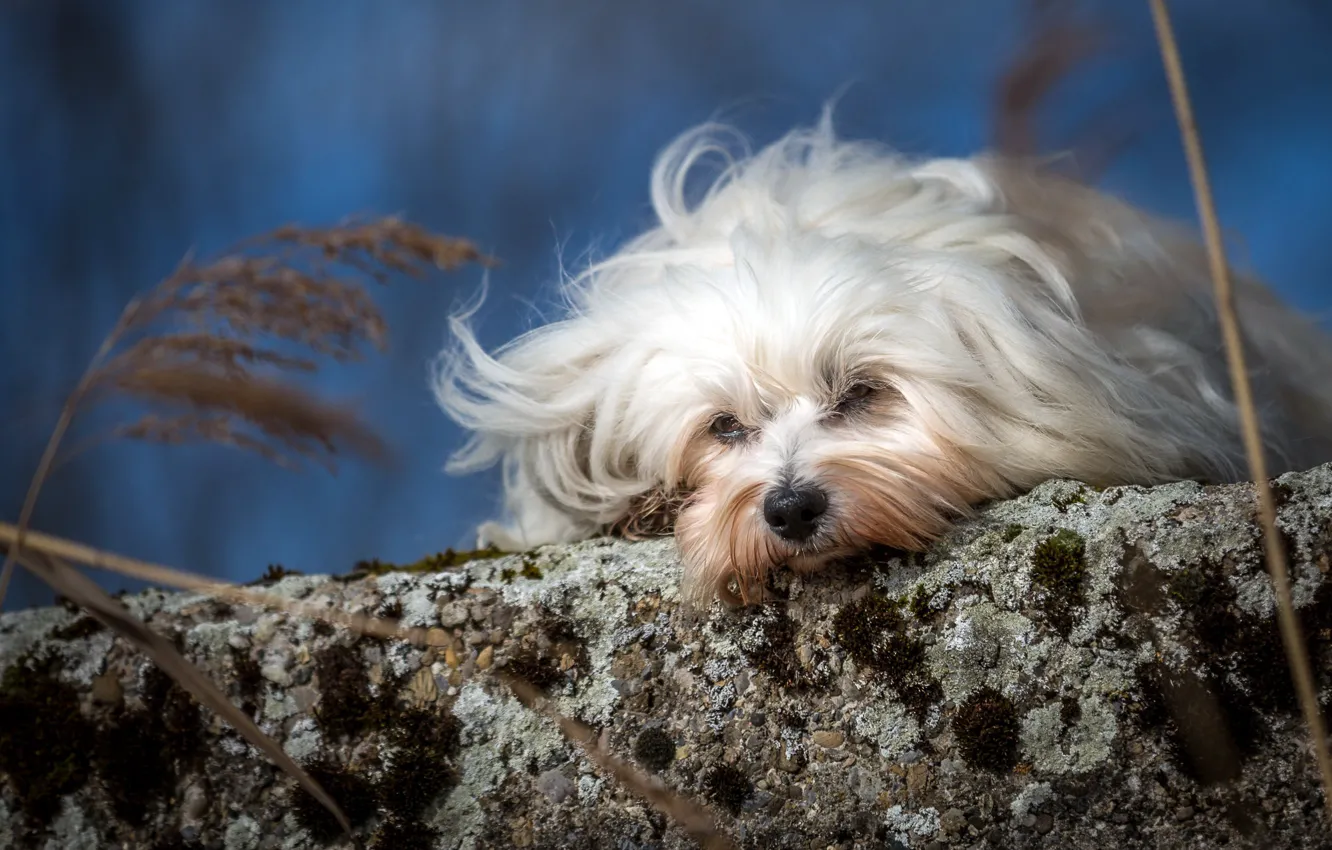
2, 0, 1330, 609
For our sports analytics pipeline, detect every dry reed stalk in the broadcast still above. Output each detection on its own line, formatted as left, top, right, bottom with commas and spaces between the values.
0, 317, 130, 609
0, 521, 440, 646
1148, 0, 1332, 819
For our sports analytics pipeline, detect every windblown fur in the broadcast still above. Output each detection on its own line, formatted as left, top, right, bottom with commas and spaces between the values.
433, 111, 1332, 606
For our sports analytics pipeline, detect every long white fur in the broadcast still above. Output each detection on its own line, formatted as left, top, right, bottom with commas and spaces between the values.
433, 109, 1332, 606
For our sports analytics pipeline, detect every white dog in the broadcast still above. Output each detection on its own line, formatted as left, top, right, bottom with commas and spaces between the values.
433, 111, 1332, 607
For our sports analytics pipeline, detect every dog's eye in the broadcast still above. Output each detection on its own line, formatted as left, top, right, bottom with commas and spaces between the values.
709, 414, 748, 442
845, 383, 873, 401
835, 382, 877, 413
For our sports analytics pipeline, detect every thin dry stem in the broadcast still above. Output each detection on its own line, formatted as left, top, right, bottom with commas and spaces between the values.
0, 521, 441, 647
0, 300, 139, 608
1149, 0, 1332, 819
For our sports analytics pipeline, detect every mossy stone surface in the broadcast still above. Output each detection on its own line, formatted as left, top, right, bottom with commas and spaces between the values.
6, 466, 1332, 847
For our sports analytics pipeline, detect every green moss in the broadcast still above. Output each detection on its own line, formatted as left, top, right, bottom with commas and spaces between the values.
0, 652, 96, 826
738, 605, 826, 691
348, 546, 501, 578
313, 644, 375, 740
504, 648, 563, 692
140, 665, 206, 769
633, 727, 676, 773
831, 594, 905, 667
292, 756, 380, 842
1001, 523, 1025, 543
951, 686, 1021, 772
247, 563, 303, 586
1031, 529, 1087, 596
906, 584, 933, 620
231, 646, 263, 717
1030, 529, 1088, 636
703, 764, 751, 816
377, 704, 462, 822
94, 707, 173, 825
499, 556, 545, 584
49, 615, 105, 641
831, 594, 942, 721
1051, 487, 1088, 512
520, 556, 544, 580
371, 817, 441, 850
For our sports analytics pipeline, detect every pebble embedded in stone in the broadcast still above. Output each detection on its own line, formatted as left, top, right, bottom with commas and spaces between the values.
536, 769, 576, 804
260, 662, 291, 687
90, 671, 122, 706
438, 601, 469, 628
811, 730, 844, 749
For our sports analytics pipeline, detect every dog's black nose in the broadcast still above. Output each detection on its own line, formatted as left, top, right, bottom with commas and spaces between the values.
763, 483, 828, 542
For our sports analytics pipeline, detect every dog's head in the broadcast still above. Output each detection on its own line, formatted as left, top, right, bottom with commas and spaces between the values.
436, 116, 1226, 607
644, 221, 1015, 606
